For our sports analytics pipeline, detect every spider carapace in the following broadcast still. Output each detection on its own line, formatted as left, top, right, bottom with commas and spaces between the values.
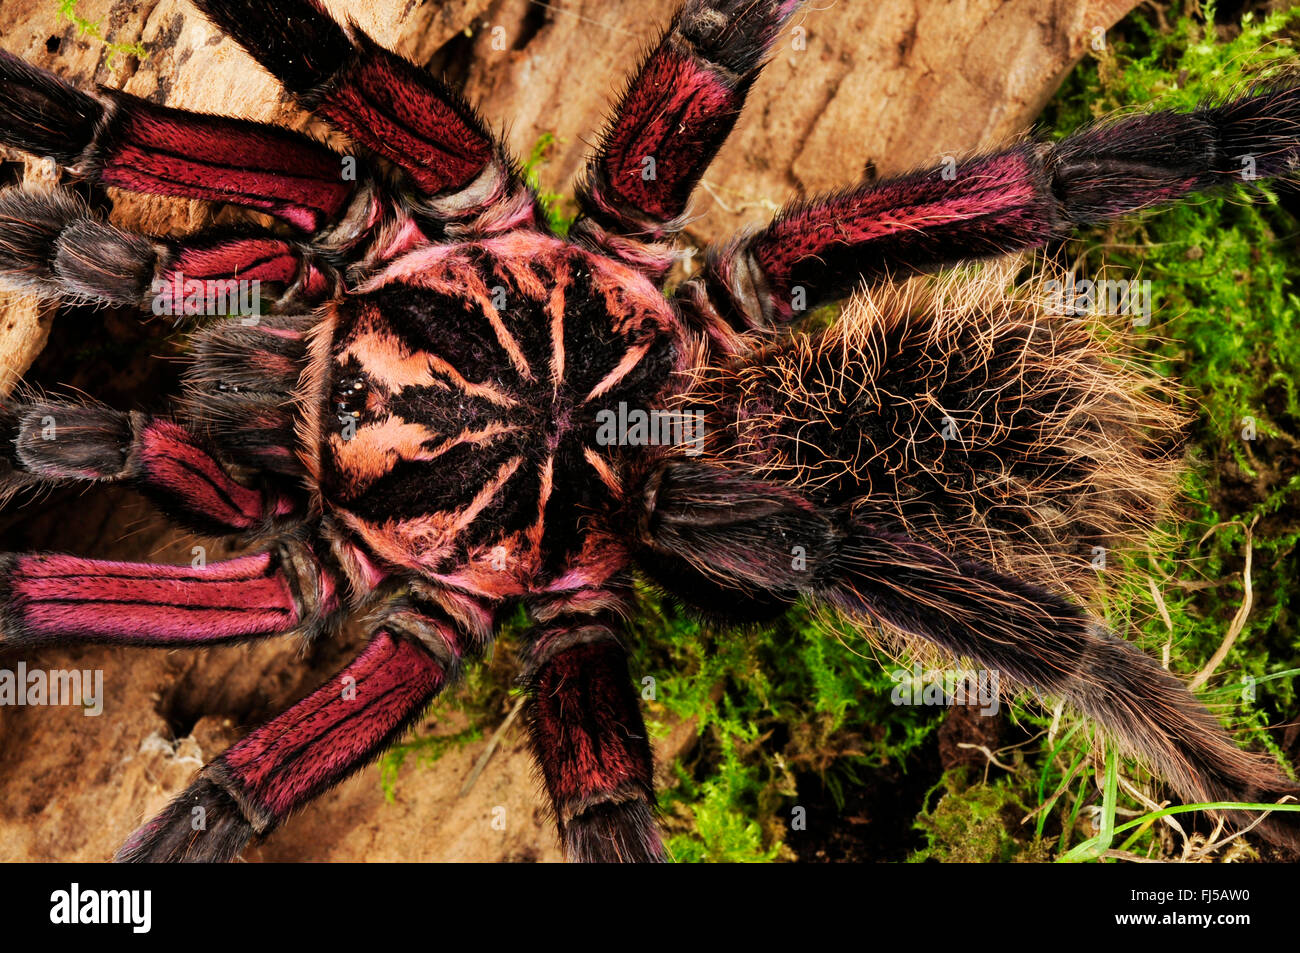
0, 0, 1299, 863
314, 232, 683, 596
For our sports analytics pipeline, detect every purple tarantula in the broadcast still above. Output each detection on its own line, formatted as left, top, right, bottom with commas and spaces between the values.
0, 0, 1298, 863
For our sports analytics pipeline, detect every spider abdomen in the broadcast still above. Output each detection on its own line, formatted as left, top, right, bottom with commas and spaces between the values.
684, 267, 1184, 594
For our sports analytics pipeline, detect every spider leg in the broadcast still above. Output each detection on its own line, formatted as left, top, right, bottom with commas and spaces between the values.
0, 50, 363, 235
0, 536, 336, 648
677, 83, 1300, 350
523, 604, 664, 862
115, 604, 468, 862
571, 0, 802, 279
0, 186, 337, 309
190, 0, 537, 234
637, 460, 1300, 851
0, 399, 327, 649
0, 399, 302, 534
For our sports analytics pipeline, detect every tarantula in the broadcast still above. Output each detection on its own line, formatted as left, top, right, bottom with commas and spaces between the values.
0, 0, 1298, 863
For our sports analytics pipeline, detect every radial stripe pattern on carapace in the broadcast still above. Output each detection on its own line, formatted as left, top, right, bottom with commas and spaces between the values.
318, 231, 682, 592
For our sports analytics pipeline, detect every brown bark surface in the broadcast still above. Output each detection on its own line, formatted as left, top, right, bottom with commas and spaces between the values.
0, 0, 1135, 861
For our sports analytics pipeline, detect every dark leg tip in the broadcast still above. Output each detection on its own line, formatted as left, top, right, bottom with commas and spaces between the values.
12, 402, 133, 481
0, 187, 86, 293
115, 777, 254, 863
561, 798, 667, 863
0, 49, 101, 165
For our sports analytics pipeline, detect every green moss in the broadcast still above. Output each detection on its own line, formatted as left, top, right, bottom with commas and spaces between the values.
910, 771, 1048, 863
665, 763, 784, 863
522, 133, 577, 236
54, 0, 147, 67
628, 587, 941, 861
377, 723, 482, 803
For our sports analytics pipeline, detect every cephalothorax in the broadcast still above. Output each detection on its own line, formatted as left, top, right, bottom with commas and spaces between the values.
0, 0, 1298, 861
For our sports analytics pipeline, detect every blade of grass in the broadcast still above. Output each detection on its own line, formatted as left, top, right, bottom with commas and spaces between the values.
1037, 722, 1083, 807
1060, 800, 1300, 861
1197, 667, 1300, 695
1058, 762, 1093, 854
1058, 745, 1119, 861
1037, 747, 1089, 840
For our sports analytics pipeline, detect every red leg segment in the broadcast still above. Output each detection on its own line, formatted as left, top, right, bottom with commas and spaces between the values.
159, 236, 336, 309
0, 547, 328, 648
93, 90, 356, 233
191, 0, 536, 230
572, 0, 802, 277
217, 631, 445, 827
0, 50, 359, 233
524, 611, 664, 862
130, 417, 301, 532
678, 84, 1300, 348
117, 617, 460, 861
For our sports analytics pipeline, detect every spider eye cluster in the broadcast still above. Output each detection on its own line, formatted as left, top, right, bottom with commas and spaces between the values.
334, 375, 367, 426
